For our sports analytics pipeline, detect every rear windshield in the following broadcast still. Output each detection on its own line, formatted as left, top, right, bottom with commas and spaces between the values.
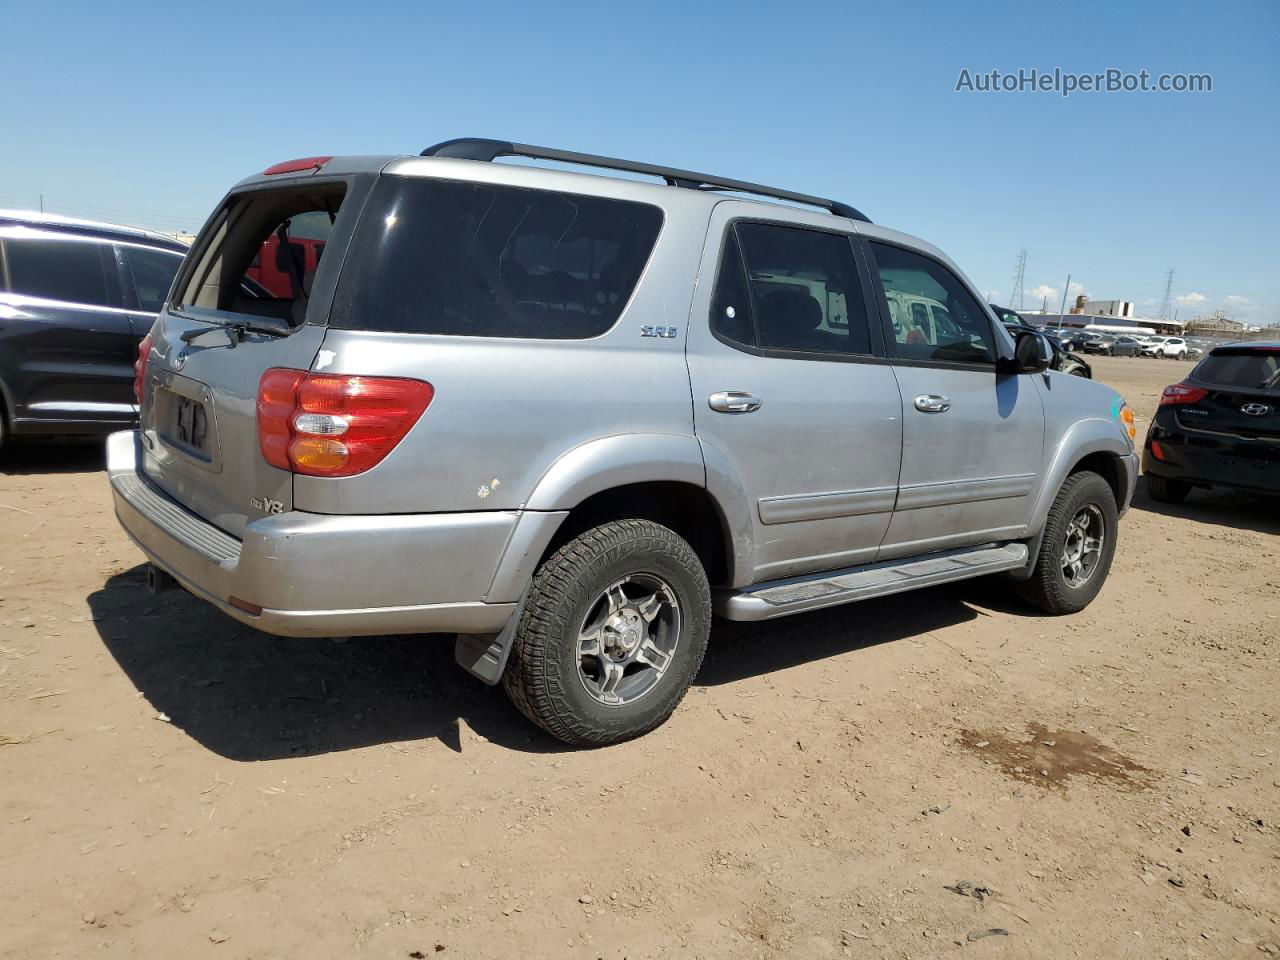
331, 177, 663, 338
1193, 349, 1280, 390
175, 183, 347, 327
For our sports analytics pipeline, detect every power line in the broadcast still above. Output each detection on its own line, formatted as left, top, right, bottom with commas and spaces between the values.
1010, 248, 1027, 310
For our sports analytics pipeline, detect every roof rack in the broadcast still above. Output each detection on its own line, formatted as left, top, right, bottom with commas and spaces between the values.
419, 138, 871, 223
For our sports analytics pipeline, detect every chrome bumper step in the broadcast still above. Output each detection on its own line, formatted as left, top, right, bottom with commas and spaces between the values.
715, 542, 1029, 622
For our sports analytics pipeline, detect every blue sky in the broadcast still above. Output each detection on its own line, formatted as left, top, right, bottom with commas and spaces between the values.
1, 0, 1275, 326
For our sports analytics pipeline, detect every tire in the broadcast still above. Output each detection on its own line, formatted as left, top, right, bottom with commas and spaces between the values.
502, 519, 711, 746
1146, 473, 1190, 504
1016, 471, 1118, 615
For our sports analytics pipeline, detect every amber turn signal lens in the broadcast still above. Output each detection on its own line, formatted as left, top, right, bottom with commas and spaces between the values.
290, 436, 350, 471
1120, 404, 1136, 441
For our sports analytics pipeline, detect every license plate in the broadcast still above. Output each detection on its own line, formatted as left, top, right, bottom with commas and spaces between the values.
173, 395, 210, 453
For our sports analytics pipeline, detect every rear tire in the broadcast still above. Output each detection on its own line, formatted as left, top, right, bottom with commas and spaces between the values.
1016, 471, 1118, 615
1146, 473, 1190, 504
502, 519, 711, 746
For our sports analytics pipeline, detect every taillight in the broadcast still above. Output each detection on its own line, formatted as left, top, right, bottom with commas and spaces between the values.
255, 369, 433, 477
133, 332, 154, 403
1159, 382, 1209, 407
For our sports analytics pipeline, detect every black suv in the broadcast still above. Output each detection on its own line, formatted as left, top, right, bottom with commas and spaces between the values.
989, 304, 1091, 378
0, 210, 187, 447
1143, 342, 1280, 501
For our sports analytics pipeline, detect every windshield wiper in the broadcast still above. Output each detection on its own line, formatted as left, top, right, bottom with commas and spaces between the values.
180, 317, 289, 347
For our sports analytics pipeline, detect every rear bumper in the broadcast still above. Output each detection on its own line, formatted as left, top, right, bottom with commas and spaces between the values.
107, 430, 525, 637
1142, 426, 1280, 494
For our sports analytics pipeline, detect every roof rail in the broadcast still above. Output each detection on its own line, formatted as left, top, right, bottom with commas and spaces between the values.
419, 138, 871, 223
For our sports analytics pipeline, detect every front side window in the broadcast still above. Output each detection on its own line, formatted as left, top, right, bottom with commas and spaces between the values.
123, 245, 184, 312
2, 234, 116, 308
868, 242, 995, 365
333, 179, 663, 339
708, 221, 871, 356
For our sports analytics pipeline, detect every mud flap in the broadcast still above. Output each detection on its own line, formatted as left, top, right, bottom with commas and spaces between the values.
454, 594, 526, 685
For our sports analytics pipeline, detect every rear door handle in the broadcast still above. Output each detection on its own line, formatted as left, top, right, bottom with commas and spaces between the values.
708, 391, 762, 414
913, 394, 951, 413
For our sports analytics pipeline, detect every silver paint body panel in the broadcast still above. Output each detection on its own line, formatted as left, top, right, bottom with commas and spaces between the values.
108, 153, 1138, 638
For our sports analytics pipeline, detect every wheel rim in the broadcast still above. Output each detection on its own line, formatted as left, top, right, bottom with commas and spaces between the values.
576, 573, 681, 706
1061, 504, 1105, 589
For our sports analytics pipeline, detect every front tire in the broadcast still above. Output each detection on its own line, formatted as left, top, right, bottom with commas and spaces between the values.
1146, 473, 1190, 504
502, 519, 711, 746
1016, 471, 1118, 615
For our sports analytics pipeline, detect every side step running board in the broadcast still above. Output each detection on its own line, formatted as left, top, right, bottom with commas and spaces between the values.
715, 543, 1029, 622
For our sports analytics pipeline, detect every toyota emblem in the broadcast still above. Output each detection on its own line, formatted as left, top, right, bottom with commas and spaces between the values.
1240, 402, 1271, 417
174, 348, 188, 371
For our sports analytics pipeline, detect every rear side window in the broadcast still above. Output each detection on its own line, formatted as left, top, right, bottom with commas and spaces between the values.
1193, 350, 1280, 390
122, 245, 184, 312
868, 242, 995, 365
709, 221, 871, 356
2, 234, 116, 308
332, 178, 663, 338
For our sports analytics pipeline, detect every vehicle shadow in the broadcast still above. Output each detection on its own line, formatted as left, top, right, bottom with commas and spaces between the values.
1129, 481, 1280, 536
87, 567, 555, 760
89, 566, 1029, 760
0, 438, 107, 475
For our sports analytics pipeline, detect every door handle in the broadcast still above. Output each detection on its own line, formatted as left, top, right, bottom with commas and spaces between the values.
708, 391, 763, 414
913, 394, 951, 413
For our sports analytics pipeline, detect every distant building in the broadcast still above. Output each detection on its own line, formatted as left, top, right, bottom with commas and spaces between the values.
1185, 310, 1246, 337
1076, 298, 1136, 319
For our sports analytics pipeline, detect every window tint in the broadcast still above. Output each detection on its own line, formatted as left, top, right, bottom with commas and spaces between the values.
710, 231, 755, 346
1193, 350, 1280, 390
333, 179, 663, 338
869, 242, 995, 365
729, 222, 870, 355
3, 235, 115, 308
123, 245, 184, 312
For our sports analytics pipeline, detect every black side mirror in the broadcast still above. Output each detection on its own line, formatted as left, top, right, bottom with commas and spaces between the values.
993, 330, 1054, 376
1010, 330, 1052, 374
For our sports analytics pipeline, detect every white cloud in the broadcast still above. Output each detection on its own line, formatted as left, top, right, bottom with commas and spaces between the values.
1030, 284, 1056, 299
1177, 292, 1206, 304
1225, 294, 1250, 304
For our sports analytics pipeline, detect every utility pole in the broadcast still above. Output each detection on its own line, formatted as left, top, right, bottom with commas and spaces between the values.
1010, 248, 1027, 310
1157, 268, 1174, 320
39, 193, 44, 213
1057, 274, 1072, 320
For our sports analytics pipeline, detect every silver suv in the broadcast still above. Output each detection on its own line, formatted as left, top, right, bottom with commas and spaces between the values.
108, 139, 1139, 744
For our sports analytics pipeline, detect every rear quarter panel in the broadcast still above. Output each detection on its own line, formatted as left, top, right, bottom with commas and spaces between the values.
293, 187, 711, 515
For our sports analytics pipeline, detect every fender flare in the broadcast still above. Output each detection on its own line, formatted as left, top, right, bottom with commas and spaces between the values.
523, 433, 706, 510
1009, 418, 1134, 580
484, 433, 716, 604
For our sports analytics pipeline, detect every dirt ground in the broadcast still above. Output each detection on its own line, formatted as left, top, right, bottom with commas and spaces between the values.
2, 355, 1277, 959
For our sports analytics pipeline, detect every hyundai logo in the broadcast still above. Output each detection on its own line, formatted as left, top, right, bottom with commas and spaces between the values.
1240, 402, 1271, 417
173, 348, 188, 371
